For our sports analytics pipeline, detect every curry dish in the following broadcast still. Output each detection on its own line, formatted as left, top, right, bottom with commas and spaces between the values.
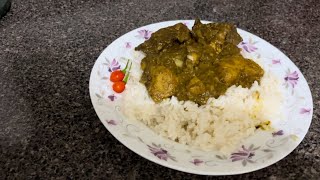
135, 19, 264, 105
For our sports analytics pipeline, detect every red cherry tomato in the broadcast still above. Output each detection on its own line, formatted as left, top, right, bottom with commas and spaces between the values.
110, 71, 125, 82
113, 81, 126, 93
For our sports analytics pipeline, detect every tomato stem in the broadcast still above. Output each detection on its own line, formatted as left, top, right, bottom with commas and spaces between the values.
123, 61, 132, 83
122, 59, 131, 74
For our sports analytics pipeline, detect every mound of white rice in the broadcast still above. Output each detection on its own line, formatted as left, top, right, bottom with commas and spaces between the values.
122, 57, 283, 153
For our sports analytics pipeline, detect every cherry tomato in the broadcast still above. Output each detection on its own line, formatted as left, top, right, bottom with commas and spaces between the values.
113, 81, 126, 93
110, 70, 125, 82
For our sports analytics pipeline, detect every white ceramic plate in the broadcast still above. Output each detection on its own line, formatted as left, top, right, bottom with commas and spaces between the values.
89, 20, 313, 175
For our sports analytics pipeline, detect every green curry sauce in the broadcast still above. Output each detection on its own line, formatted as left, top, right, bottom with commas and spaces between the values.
135, 19, 264, 105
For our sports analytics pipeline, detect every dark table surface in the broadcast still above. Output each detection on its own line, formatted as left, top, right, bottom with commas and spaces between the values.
0, 0, 319, 179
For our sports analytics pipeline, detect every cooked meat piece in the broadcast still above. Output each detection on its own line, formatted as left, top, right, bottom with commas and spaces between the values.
147, 66, 178, 102
215, 55, 264, 87
135, 23, 191, 55
187, 76, 206, 95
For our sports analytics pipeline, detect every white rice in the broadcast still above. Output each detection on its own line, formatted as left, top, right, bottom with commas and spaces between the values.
122, 57, 284, 153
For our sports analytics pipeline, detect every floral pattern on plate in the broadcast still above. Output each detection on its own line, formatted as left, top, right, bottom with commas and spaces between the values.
136, 29, 152, 40
148, 143, 176, 161
230, 145, 259, 166
238, 39, 258, 53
